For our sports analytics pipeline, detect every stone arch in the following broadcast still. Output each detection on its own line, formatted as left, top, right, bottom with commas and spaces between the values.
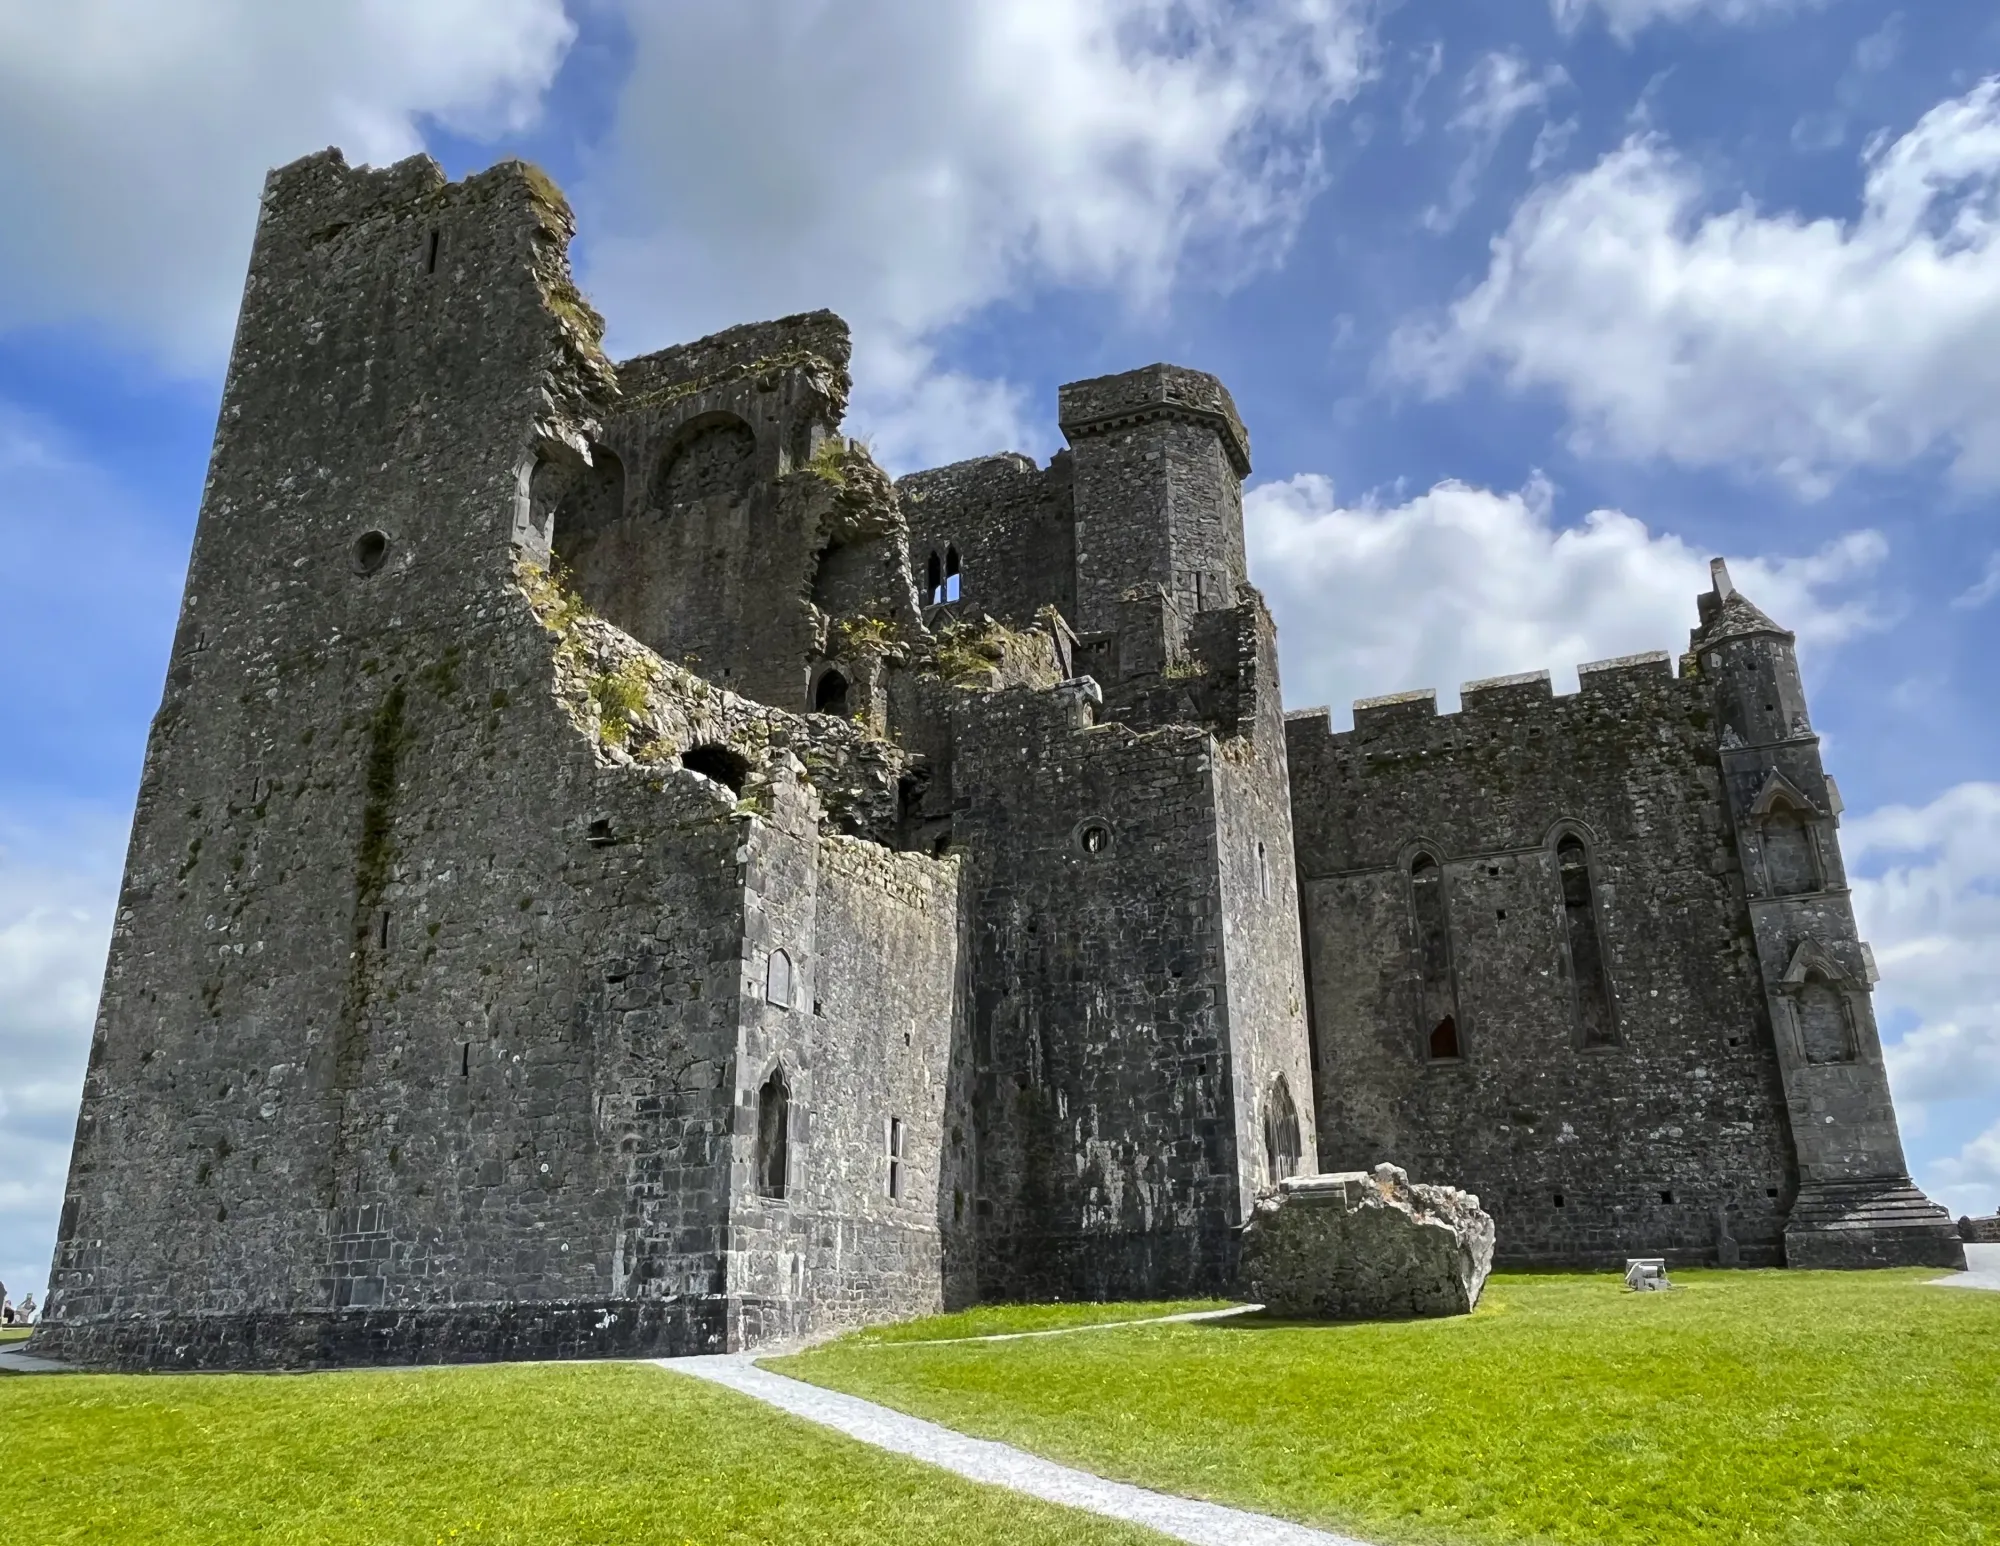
756, 1065, 790, 1199
681, 744, 750, 794
651, 413, 756, 510
813, 667, 851, 717
1263, 1075, 1302, 1183
1554, 831, 1618, 1047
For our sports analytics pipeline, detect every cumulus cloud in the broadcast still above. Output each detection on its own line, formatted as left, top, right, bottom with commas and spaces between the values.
1848, 785, 2000, 1148
584, 0, 1373, 469
1390, 78, 2000, 494
1550, 0, 1817, 38
0, 810, 124, 1307
0, 0, 575, 367
1930, 1119, 2000, 1221
1246, 473, 1885, 720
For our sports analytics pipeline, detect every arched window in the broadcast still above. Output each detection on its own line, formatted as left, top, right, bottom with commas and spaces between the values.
1410, 853, 1460, 1060
681, 744, 750, 794
814, 669, 850, 717
943, 545, 962, 603
925, 551, 944, 605
766, 948, 794, 1009
1556, 836, 1617, 1047
756, 1069, 789, 1198
1263, 1077, 1302, 1183
1762, 802, 1819, 897
1796, 974, 1854, 1064
652, 415, 755, 508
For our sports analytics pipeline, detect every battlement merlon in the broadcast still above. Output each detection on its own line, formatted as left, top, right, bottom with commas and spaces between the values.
1057, 364, 1251, 477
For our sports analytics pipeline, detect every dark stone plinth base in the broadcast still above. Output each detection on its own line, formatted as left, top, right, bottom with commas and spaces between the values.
1785, 1179, 1966, 1270
26, 1295, 756, 1372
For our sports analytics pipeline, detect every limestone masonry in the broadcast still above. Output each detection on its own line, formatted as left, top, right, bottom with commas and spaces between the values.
33, 152, 1962, 1369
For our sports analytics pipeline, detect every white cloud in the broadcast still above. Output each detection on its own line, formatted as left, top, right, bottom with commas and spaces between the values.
1550, 0, 1817, 39
0, 809, 124, 1309
1391, 78, 2000, 494
1248, 472, 1884, 721
585, 0, 1373, 470
1848, 785, 2000, 1151
1930, 1118, 2000, 1222
1423, 51, 1569, 233
0, 0, 575, 368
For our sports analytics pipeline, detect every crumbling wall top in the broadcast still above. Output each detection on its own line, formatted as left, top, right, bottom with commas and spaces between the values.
617, 310, 852, 418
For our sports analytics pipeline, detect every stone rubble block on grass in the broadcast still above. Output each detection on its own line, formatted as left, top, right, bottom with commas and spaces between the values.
1240, 1163, 1495, 1319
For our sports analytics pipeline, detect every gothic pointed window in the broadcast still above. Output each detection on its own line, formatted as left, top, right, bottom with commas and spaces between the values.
1410, 853, 1461, 1061
1263, 1076, 1302, 1182
925, 550, 944, 605
814, 669, 850, 717
756, 1069, 790, 1198
943, 545, 962, 603
1557, 836, 1618, 1047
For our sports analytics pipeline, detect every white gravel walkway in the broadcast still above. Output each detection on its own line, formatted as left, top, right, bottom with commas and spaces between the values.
1930, 1241, 2000, 1291
658, 1352, 1374, 1546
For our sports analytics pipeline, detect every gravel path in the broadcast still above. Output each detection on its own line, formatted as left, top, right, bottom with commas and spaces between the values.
658, 1353, 1375, 1546
1931, 1242, 2000, 1292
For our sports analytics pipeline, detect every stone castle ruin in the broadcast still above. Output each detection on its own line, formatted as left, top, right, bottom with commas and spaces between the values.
34, 152, 1961, 1369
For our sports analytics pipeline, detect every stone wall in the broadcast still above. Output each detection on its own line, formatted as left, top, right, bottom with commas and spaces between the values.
1285, 653, 1798, 1266
898, 453, 1077, 629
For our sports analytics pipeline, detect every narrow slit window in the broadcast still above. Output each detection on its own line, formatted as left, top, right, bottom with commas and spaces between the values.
1557, 836, 1617, 1047
1256, 840, 1272, 901
886, 1117, 906, 1200
925, 551, 944, 606
757, 1070, 790, 1198
1410, 853, 1460, 1060
461, 1042, 470, 1079
425, 229, 440, 274
943, 546, 961, 603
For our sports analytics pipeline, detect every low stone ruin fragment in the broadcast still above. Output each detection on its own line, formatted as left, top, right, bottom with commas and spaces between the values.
1624, 1258, 1672, 1292
1239, 1163, 1495, 1320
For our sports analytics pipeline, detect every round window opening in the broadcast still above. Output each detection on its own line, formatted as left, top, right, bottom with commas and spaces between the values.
351, 529, 391, 575
1078, 822, 1112, 855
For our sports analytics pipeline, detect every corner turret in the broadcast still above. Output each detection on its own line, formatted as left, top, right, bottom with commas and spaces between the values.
1695, 559, 1963, 1268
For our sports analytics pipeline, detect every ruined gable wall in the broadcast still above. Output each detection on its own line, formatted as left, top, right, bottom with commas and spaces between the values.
1285, 655, 1796, 1267
35, 153, 777, 1368
558, 313, 921, 718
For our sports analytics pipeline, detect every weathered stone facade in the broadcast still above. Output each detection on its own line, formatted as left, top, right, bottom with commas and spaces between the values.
33, 152, 1958, 1369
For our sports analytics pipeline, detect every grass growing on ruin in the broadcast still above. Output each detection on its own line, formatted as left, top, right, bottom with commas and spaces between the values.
1, 1360, 1166, 1546
772, 1268, 2000, 1546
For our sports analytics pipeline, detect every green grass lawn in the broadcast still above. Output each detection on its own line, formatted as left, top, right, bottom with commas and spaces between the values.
0, 1360, 1168, 1546
846, 1298, 1229, 1343
773, 1269, 2000, 1546
0, 1325, 31, 1343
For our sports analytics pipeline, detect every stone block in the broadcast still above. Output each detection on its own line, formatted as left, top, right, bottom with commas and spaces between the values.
1239, 1163, 1495, 1319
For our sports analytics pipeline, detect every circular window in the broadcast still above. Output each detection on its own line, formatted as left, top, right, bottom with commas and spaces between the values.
351, 529, 391, 575
1077, 821, 1113, 856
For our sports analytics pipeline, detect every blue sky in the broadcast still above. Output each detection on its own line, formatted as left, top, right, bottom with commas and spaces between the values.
3, 0, 1998, 1302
